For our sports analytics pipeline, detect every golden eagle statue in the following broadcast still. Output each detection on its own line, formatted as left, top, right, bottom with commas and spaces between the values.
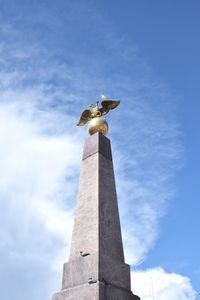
77, 96, 120, 135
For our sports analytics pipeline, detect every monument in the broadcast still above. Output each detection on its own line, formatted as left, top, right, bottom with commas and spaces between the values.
52, 97, 140, 299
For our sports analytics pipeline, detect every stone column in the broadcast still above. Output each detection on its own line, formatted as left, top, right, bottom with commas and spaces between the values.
52, 132, 140, 300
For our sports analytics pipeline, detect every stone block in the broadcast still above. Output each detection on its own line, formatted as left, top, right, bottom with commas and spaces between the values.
62, 253, 98, 289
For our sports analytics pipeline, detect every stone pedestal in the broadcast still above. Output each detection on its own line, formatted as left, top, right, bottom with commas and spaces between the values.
52, 133, 140, 300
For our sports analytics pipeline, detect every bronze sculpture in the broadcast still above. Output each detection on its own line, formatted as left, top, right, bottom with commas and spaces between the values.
77, 96, 120, 135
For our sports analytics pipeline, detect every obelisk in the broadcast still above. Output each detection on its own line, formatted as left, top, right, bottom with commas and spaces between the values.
52, 98, 140, 300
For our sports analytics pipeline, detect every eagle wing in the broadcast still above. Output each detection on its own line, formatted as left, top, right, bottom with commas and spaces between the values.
77, 108, 92, 126
100, 99, 120, 116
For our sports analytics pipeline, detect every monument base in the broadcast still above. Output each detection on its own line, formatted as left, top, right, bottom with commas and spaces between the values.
52, 281, 140, 300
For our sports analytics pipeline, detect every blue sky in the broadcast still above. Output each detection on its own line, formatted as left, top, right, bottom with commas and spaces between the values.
0, 1, 199, 299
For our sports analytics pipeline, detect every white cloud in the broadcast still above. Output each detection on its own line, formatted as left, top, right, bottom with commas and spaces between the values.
132, 267, 196, 300
0, 98, 83, 298
0, 102, 81, 264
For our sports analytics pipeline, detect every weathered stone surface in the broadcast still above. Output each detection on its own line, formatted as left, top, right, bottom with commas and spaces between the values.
82, 132, 112, 161
70, 133, 124, 262
52, 283, 99, 300
62, 253, 98, 289
69, 151, 99, 260
99, 254, 130, 290
62, 253, 130, 291
98, 152, 124, 262
52, 133, 140, 299
53, 281, 140, 300
99, 281, 140, 300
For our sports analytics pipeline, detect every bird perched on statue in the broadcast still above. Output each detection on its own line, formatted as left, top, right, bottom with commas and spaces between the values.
101, 94, 107, 99
80, 251, 90, 257
88, 278, 97, 284
77, 95, 120, 126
